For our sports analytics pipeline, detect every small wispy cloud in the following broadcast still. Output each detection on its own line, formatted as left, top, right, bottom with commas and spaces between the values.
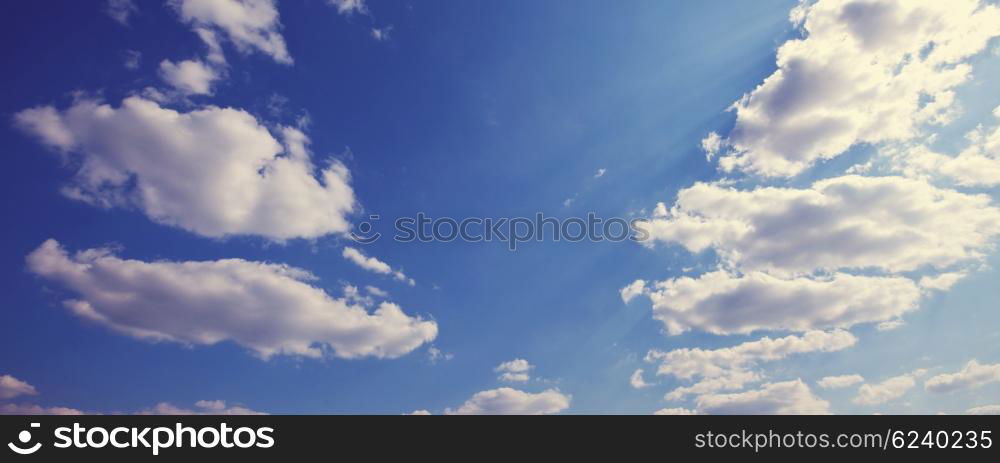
342, 247, 415, 286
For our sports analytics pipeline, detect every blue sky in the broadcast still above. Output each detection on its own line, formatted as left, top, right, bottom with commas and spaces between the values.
1, 0, 1000, 415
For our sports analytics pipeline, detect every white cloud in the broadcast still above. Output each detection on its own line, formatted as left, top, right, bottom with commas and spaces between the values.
853, 371, 925, 405
713, 0, 1000, 176
654, 407, 697, 415
14, 96, 356, 241
329, 0, 367, 16
445, 388, 570, 415
158, 59, 221, 96
141, 400, 265, 415
925, 360, 1000, 393
637, 270, 920, 335
639, 175, 1000, 276
890, 112, 1000, 187
817, 374, 864, 389
647, 330, 856, 399
631, 175, 999, 335
619, 279, 646, 303
170, 0, 292, 64
967, 404, 1000, 415
407, 409, 432, 415
630, 369, 653, 389
0, 375, 38, 399
495, 358, 533, 382
696, 380, 830, 415
342, 247, 415, 286
106, 0, 138, 26
701, 132, 722, 160
0, 404, 84, 415
27, 239, 437, 359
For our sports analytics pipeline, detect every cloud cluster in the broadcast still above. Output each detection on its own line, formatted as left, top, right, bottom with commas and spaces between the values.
15, 97, 356, 241
0, 375, 81, 415
711, 0, 1000, 176
630, 175, 1000, 335
853, 370, 925, 405
626, 0, 1000, 415
141, 400, 265, 415
170, 0, 292, 65
925, 360, 1000, 393
0, 375, 37, 399
647, 330, 856, 400
445, 388, 570, 415
695, 380, 830, 415
27, 239, 437, 359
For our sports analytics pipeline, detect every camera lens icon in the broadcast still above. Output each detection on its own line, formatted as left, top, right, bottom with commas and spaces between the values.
8, 423, 41, 455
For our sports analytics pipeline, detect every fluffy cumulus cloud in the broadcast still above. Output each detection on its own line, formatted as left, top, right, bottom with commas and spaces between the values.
445, 388, 570, 415
26, 239, 437, 359
629, 174, 1000, 335
711, 0, 1000, 176
925, 360, 1000, 393
14, 97, 356, 241
141, 400, 265, 415
624, 0, 1000, 416
342, 248, 415, 286
817, 374, 864, 389
639, 175, 1000, 275
495, 358, 533, 383
647, 330, 856, 399
695, 380, 830, 415
853, 370, 925, 405
170, 0, 292, 64
158, 59, 222, 96
637, 270, 920, 335
0, 375, 38, 399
